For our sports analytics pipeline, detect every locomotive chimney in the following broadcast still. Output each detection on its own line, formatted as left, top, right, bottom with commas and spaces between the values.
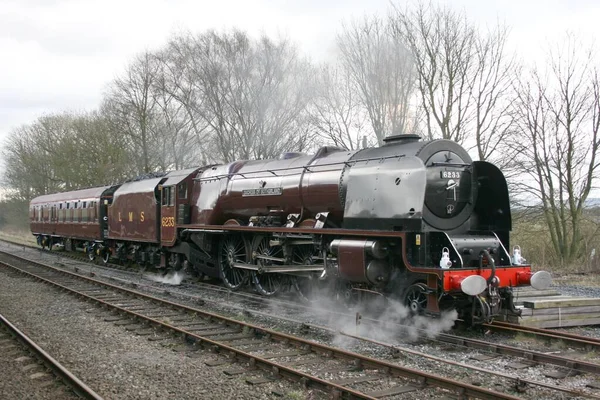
382, 134, 421, 146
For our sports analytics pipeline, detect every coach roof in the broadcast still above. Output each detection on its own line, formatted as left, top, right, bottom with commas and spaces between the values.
30, 186, 113, 205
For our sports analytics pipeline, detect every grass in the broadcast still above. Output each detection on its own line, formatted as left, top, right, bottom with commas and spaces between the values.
232, 312, 250, 323
552, 272, 600, 288
547, 338, 568, 351
511, 332, 539, 346
285, 391, 305, 400
582, 350, 599, 361
0, 228, 37, 246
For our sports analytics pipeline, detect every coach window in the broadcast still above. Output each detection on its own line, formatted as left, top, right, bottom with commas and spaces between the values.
178, 183, 187, 200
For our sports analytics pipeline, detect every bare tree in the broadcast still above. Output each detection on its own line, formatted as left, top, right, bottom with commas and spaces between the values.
156, 37, 214, 161
158, 30, 316, 162
390, 2, 515, 161
391, 3, 476, 144
103, 52, 161, 173
337, 15, 416, 145
151, 61, 200, 170
309, 64, 370, 150
2, 112, 131, 201
509, 35, 600, 265
471, 24, 518, 162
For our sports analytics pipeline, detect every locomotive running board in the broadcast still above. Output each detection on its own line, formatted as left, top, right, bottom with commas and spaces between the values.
231, 263, 324, 273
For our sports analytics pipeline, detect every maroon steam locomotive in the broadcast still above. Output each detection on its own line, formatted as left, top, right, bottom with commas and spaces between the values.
30, 134, 551, 324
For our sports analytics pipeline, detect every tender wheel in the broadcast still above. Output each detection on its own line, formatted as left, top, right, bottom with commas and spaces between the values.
405, 283, 428, 315
291, 245, 321, 302
47, 237, 53, 251
102, 249, 110, 264
87, 244, 96, 261
38, 235, 46, 250
251, 236, 284, 296
218, 235, 249, 291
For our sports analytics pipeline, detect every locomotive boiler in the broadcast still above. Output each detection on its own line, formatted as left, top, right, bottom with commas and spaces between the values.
30, 134, 552, 324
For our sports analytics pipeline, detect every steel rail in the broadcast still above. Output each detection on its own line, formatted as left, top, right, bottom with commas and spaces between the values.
488, 321, 600, 349
0, 312, 104, 400
0, 250, 523, 400
437, 332, 600, 375
179, 277, 600, 377
337, 331, 600, 399
179, 278, 600, 376
194, 300, 600, 399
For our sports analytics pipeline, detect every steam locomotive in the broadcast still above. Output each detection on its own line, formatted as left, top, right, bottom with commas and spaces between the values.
30, 134, 551, 324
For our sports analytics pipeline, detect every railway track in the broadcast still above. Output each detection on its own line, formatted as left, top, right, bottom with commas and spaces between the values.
487, 321, 600, 350
0, 311, 103, 400
119, 268, 600, 379
3, 239, 600, 398
172, 279, 600, 377
0, 249, 577, 400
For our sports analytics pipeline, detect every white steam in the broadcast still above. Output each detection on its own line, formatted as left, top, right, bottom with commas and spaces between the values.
144, 271, 186, 285
330, 298, 458, 348
268, 290, 458, 348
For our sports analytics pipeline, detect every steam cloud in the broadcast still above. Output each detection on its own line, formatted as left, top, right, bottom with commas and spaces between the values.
331, 298, 458, 347
268, 289, 458, 348
145, 271, 186, 285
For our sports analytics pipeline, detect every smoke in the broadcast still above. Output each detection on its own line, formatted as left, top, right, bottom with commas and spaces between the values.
144, 271, 186, 285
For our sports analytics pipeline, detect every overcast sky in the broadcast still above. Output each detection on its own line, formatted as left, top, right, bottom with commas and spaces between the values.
1, 0, 599, 149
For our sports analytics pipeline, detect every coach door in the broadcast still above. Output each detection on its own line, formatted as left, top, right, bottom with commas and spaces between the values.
160, 185, 176, 246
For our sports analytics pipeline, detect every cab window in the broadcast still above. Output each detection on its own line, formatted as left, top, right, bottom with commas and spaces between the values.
178, 183, 187, 200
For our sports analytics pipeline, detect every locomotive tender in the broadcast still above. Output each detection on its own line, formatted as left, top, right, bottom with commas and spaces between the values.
30, 134, 551, 324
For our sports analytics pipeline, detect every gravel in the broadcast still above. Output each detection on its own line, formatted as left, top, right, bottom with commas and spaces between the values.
0, 327, 79, 400
0, 269, 317, 400
2, 240, 600, 399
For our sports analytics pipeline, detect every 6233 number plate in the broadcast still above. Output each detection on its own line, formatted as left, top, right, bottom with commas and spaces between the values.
441, 171, 462, 179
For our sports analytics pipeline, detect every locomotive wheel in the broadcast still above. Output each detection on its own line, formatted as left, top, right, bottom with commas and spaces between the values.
168, 253, 183, 271
251, 236, 284, 296
405, 283, 428, 315
39, 235, 47, 250
291, 245, 320, 302
467, 295, 492, 326
218, 235, 249, 291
